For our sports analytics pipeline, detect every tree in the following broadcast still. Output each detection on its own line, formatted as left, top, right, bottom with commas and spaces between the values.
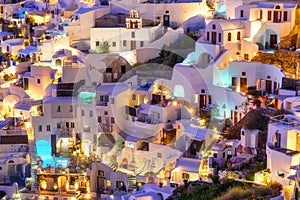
96, 41, 110, 53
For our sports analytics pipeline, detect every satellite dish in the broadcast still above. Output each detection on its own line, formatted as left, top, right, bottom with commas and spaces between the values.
141, 79, 147, 87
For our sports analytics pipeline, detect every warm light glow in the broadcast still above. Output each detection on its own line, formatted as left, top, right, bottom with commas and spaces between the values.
39, 179, 47, 190
75, 182, 79, 190
172, 101, 178, 106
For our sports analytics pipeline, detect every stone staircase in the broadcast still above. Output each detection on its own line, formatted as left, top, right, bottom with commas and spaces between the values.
28, 139, 38, 192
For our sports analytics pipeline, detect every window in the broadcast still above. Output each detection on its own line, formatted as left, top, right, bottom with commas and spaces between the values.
81, 110, 84, 116
223, 152, 225, 158
56, 105, 61, 112
244, 54, 249, 61
242, 72, 246, 76
6, 46, 9, 52
213, 153, 217, 158
208, 95, 212, 104
111, 97, 114, 104
275, 131, 281, 148
286, 102, 292, 110
47, 125, 50, 131
69, 105, 73, 112
237, 43, 241, 50
242, 131, 245, 135
57, 123, 61, 129
98, 116, 102, 123
240, 10, 244, 18
116, 181, 124, 188
112, 42, 116, 47
157, 152, 162, 158
227, 32, 231, 41
212, 24, 216, 29
232, 77, 237, 86
38, 125, 42, 132
131, 32, 135, 38
201, 89, 205, 93
96, 41, 100, 46
98, 170, 104, 176
140, 41, 144, 47
218, 33, 221, 42
111, 117, 115, 124
237, 32, 240, 40
182, 173, 189, 180
260, 10, 262, 19
104, 111, 108, 115
84, 125, 90, 132
89, 111, 93, 117
283, 11, 288, 21
70, 122, 74, 128
228, 150, 232, 155
37, 79, 40, 84
207, 32, 210, 41
123, 40, 127, 46
132, 94, 136, 100
121, 65, 126, 74
268, 11, 272, 20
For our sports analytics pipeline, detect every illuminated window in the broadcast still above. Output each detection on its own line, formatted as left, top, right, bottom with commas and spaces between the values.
194, 94, 198, 103
182, 173, 189, 180
98, 170, 104, 176
84, 125, 90, 132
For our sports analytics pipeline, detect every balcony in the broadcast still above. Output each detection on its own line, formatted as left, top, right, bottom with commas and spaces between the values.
58, 128, 75, 138
269, 115, 300, 130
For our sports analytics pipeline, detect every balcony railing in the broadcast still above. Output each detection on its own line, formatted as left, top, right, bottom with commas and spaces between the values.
98, 124, 113, 133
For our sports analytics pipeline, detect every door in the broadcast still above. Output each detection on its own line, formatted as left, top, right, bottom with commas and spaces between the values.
97, 177, 105, 192
199, 94, 206, 108
212, 32, 217, 44
240, 78, 247, 92
273, 11, 281, 23
270, 34, 277, 48
273, 81, 277, 94
131, 41, 136, 50
266, 80, 272, 94
234, 111, 238, 123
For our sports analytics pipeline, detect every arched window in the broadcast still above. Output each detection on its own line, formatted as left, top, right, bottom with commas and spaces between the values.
227, 32, 231, 41
55, 59, 62, 67
237, 32, 241, 40
275, 5, 280, 9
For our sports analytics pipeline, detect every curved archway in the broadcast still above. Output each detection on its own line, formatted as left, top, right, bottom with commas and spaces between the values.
174, 85, 185, 98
